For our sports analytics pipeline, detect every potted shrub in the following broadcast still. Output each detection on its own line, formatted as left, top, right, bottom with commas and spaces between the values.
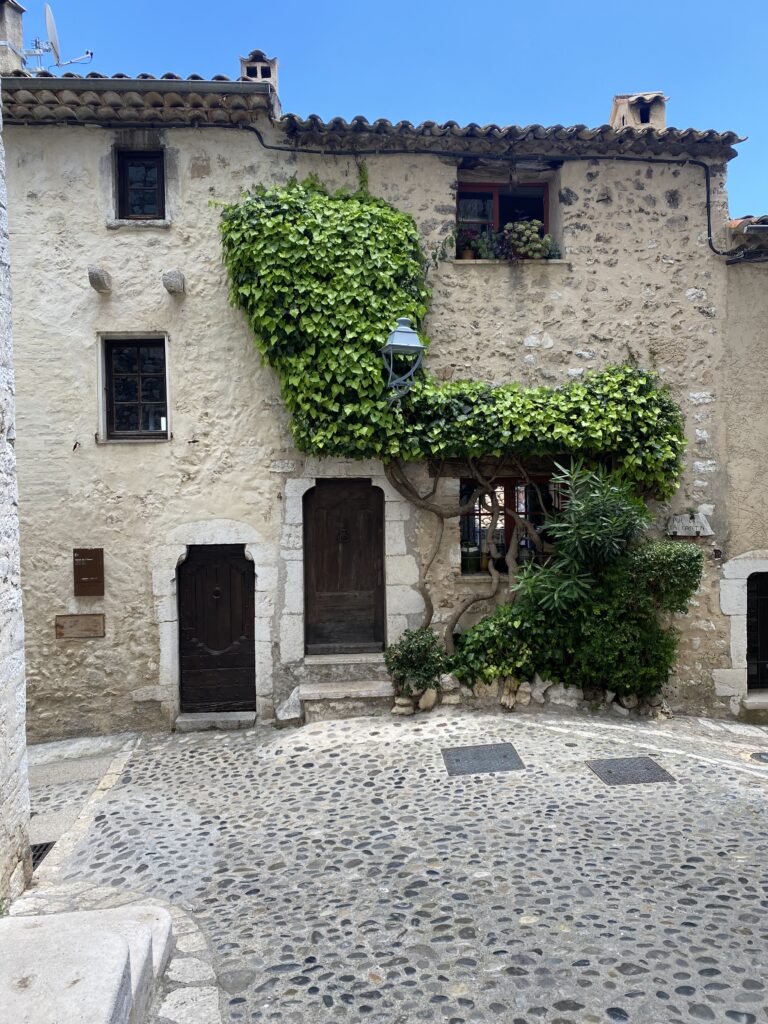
384, 627, 446, 712
456, 227, 479, 259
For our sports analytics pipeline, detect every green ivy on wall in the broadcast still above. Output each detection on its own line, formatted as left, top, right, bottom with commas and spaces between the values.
220, 179, 686, 497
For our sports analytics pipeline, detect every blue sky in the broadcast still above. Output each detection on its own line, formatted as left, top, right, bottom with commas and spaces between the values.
25, 0, 768, 215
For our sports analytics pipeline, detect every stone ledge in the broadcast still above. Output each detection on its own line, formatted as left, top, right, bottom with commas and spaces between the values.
0, 904, 173, 1024
300, 680, 394, 702
450, 259, 571, 268
303, 653, 385, 666
174, 712, 256, 732
742, 690, 768, 711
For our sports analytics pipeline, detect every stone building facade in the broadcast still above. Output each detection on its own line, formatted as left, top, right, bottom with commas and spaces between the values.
0, 74, 30, 902
1, 28, 767, 741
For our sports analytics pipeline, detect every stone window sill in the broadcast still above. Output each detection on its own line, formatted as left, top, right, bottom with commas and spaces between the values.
95, 435, 170, 445
451, 259, 571, 268
106, 218, 172, 230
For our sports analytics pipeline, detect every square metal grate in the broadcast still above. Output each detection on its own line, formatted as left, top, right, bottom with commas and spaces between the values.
31, 842, 55, 870
442, 742, 524, 776
586, 755, 676, 786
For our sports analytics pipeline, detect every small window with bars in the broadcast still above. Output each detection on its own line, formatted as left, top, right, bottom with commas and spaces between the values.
116, 150, 165, 220
104, 339, 168, 439
459, 477, 559, 574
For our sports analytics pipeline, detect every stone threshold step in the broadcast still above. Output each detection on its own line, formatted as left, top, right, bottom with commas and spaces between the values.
0, 904, 173, 1024
743, 690, 768, 711
175, 712, 256, 732
299, 680, 394, 702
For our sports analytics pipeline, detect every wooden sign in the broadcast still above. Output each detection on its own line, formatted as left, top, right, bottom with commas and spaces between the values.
73, 548, 104, 596
55, 614, 105, 639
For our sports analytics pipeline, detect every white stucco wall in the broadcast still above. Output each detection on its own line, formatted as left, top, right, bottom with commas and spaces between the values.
0, 82, 29, 902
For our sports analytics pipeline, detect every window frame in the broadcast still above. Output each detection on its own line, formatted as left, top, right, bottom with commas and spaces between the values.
116, 150, 166, 221
99, 335, 171, 443
459, 475, 557, 574
456, 180, 550, 235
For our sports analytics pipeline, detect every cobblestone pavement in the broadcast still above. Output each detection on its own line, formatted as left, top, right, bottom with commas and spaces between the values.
24, 710, 768, 1023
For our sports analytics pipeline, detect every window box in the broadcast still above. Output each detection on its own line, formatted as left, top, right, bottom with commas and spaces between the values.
456, 181, 558, 260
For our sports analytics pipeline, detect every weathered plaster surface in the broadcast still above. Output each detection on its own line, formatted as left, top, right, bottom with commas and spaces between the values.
3, 116, 757, 737
0, 86, 30, 901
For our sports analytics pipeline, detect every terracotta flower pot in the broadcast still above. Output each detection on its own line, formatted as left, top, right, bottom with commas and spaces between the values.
459, 249, 476, 260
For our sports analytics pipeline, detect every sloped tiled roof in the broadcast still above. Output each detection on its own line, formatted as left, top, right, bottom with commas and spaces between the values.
279, 112, 741, 158
0, 71, 743, 158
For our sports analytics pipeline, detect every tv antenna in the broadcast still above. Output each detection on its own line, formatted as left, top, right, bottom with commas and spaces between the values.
24, 4, 93, 74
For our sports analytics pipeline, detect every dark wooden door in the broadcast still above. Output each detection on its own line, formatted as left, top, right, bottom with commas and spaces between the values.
304, 480, 385, 654
178, 545, 255, 712
747, 572, 768, 690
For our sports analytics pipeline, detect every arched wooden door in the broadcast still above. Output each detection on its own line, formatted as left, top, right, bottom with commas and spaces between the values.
304, 480, 385, 654
178, 545, 255, 712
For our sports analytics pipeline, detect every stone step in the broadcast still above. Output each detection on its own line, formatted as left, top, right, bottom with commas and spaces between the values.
174, 712, 256, 732
0, 905, 173, 1024
298, 654, 390, 685
299, 679, 394, 723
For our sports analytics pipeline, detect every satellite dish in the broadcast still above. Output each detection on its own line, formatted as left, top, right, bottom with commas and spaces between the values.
44, 4, 61, 65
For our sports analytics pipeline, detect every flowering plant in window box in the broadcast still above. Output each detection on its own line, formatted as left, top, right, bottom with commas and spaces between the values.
501, 219, 554, 260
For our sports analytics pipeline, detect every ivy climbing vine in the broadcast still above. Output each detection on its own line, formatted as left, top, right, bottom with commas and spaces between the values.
219, 177, 686, 498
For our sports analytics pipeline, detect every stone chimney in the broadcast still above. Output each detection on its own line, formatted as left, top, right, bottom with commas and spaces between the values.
0, 0, 24, 75
240, 49, 279, 113
609, 92, 668, 131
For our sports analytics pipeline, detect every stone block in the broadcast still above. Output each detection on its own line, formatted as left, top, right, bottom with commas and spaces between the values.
386, 584, 424, 615
720, 579, 747, 615
132, 686, 162, 703
723, 555, 768, 580
531, 673, 552, 704
729, 615, 747, 668
283, 560, 304, 614
275, 686, 302, 728
279, 614, 303, 663
384, 554, 419, 586
713, 668, 747, 697
384, 520, 407, 555
546, 682, 584, 707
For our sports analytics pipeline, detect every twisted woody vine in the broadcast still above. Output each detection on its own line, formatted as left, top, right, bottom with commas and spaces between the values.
219, 177, 703, 699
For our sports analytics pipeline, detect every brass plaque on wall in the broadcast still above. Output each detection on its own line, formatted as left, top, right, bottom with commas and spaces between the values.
73, 548, 104, 596
55, 614, 105, 639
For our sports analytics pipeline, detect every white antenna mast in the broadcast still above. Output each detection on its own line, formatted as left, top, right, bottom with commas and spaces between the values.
24, 4, 93, 74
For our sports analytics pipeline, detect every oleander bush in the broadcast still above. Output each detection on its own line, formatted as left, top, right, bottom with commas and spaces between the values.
451, 465, 704, 698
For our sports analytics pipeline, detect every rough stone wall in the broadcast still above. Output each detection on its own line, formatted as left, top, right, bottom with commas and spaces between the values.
423, 157, 731, 712
0, 83, 30, 902
710, 261, 768, 708
4, 116, 742, 737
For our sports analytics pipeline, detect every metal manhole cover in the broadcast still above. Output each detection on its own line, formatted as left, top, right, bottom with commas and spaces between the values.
586, 756, 676, 786
442, 742, 524, 776
31, 842, 55, 870
750, 752, 768, 764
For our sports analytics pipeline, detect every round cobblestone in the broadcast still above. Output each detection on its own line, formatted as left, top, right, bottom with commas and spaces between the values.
53, 711, 768, 1023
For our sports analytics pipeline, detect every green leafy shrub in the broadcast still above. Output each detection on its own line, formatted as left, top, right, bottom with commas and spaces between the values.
384, 628, 446, 697
451, 467, 704, 698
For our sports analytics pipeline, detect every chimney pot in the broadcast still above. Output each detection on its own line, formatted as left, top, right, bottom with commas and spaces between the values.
609, 92, 668, 131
